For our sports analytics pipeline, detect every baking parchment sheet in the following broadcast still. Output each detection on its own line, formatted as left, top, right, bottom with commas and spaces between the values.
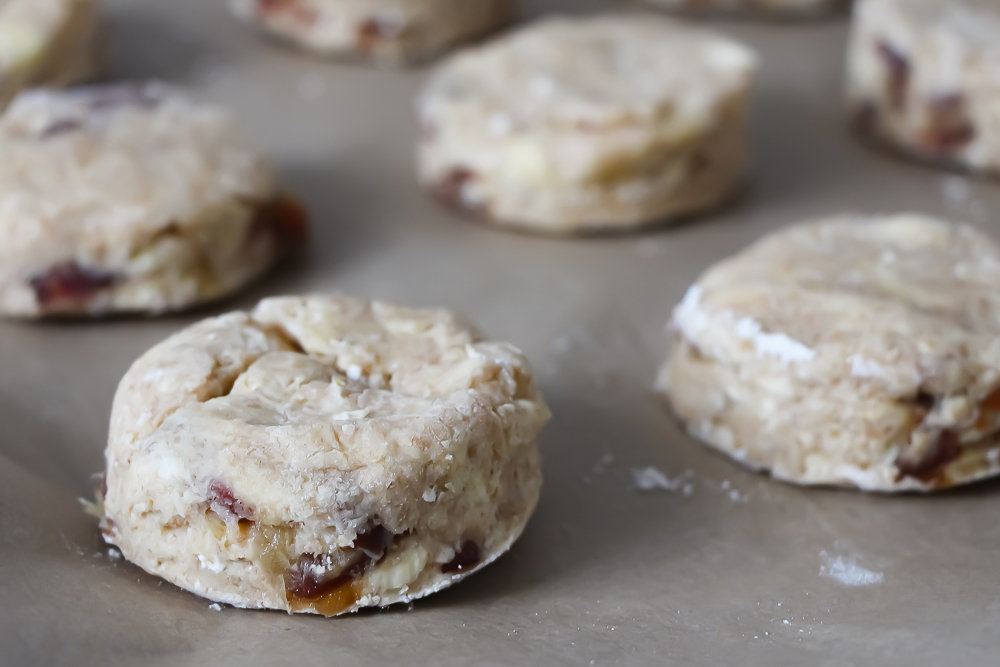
4, 1, 1000, 665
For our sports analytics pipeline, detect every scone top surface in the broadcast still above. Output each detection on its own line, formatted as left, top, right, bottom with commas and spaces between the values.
102, 294, 549, 615
664, 214, 1000, 490
420, 14, 757, 133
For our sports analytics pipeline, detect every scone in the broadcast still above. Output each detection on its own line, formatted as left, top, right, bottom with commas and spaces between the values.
0, 0, 101, 107
417, 15, 757, 234
0, 83, 306, 318
642, 0, 848, 18
847, 0, 1000, 175
227, 0, 515, 66
657, 214, 1000, 492
98, 294, 549, 616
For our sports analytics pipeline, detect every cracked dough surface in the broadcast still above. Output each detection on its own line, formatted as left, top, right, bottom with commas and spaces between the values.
846, 0, 1000, 174
0, 83, 293, 317
658, 213, 1000, 491
417, 14, 757, 233
228, 0, 514, 66
100, 293, 549, 616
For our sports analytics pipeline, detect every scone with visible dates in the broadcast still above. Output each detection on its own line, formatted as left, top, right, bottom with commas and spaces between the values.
0, 83, 305, 317
659, 214, 1000, 491
847, 0, 1000, 175
417, 14, 757, 234
99, 294, 549, 615
228, 0, 515, 66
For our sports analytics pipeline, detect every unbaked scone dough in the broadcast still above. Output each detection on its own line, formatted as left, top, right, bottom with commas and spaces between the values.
417, 14, 757, 234
847, 0, 1000, 174
658, 214, 1000, 491
98, 294, 549, 615
0, 83, 305, 318
0, 0, 101, 107
228, 0, 515, 66
643, 0, 847, 17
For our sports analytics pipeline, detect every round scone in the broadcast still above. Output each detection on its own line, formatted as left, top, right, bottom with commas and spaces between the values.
657, 214, 1000, 492
0, 83, 306, 318
0, 0, 101, 107
228, 0, 515, 66
846, 0, 1000, 175
642, 0, 848, 18
417, 15, 757, 234
99, 294, 549, 615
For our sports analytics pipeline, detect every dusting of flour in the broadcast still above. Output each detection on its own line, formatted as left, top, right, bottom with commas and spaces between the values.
819, 550, 884, 587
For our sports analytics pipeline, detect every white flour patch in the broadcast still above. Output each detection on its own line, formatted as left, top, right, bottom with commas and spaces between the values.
847, 354, 885, 378
819, 551, 884, 587
734, 317, 816, 364
631, 466, 686, 493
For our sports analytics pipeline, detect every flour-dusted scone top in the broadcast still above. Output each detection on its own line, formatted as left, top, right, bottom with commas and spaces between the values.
661, 214, 1000, 490
102, 294, 549, 614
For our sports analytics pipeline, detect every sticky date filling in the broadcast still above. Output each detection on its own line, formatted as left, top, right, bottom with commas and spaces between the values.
30, 262, 119, 308
248, 195, 309, 246
894, 389, 1000, 483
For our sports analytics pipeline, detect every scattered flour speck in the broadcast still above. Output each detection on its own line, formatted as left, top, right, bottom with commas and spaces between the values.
631, 466, 686, 492
819, 550, 884, 587
209, 603, 222, 611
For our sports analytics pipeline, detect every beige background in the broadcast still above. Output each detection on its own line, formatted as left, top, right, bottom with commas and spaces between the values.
3, 0, 1000, 665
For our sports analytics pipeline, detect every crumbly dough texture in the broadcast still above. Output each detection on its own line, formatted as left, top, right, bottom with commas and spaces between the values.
0, 0, 100, 107
0, 83, 293, 318
417, 14, 757, 234
847, 0, 1000, 174
658, 214, 1000, 491
100, 294, 549, 615
642, 0, 847, 17
228, 0, 514, 66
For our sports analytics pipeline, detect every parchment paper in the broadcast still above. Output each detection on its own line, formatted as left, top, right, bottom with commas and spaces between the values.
4, 1, 1000, 665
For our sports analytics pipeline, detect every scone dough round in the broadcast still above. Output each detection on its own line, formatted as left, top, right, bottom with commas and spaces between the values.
643, 0, 848, 18
417, 14, 757, 234
228, 0, 514, 66
658, 214, 1000, 491
847, 0, 1000, 175
0, 0, 101, 107
0, 83, 304, 318
100, 294, 549, 616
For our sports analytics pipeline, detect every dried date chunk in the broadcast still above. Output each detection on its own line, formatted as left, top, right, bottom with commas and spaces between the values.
29, 262, 118, 308
249, 195, 310, 246
442, 541, 482, 574
922, 93, 975, 152
207, 480, 255, 521
895, 429, 963, 483
432, 167, 479, 213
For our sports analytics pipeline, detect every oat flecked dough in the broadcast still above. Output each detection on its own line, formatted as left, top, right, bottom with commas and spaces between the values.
99, 294, 550, 616
417, 14, 757, 234
0, 0, 100, 107
658, 214, 1000, 491
0, 83, 306, 318
228, 0, 515, 66
847, 0, 1000, 175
